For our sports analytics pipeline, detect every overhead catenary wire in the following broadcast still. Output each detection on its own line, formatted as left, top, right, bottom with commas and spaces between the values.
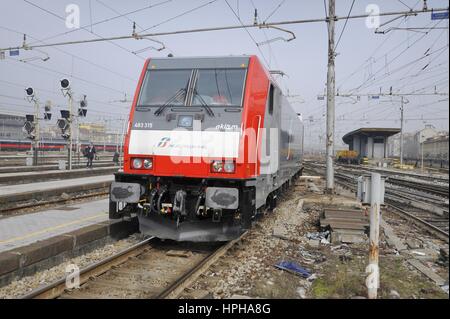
22, 0, 146, 61
347, 20, 447, 93
264, 0, 287, 23
224, 0, 271, 69
138, 0, 220, 33
2, 6, 448, 51
0, 25, 137, 84
26, 0, 173, 46
94, 0, 172, 55
334, 0, 355, 51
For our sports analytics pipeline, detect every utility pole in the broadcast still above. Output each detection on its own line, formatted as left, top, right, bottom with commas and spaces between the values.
326, 0, 336, 193
68, 94, 73, 170
326, 91, 446, 168
399, 97, 404, 167
367, 173, 382, 299
33, 98, 40, 166
25, 87, 40, 165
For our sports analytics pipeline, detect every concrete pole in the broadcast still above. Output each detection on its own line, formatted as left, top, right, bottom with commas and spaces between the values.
367, 172, 381, 299
399, 97, 404, 167
33, 99, 40, 166
76, 115, 80, 164
326, 0, 336, 192
421, 140, 424, 173
68, 94, 73, 170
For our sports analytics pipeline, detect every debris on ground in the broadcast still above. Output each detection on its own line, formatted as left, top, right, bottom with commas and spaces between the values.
274, 261, 312, 278
182, 177, 448, 299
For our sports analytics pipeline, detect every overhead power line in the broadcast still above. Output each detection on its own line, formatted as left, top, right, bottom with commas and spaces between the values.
334, 0, 355, 51
22, 0, 146, 60
1, 7, 447, 51
27, 0, 173, 46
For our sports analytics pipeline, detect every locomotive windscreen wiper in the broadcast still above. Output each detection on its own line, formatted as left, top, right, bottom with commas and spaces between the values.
193, 89, 215, 117
154, 88, 186, 116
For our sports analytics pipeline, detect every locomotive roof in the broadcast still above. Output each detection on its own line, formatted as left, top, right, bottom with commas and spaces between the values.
147, 56, 252, 69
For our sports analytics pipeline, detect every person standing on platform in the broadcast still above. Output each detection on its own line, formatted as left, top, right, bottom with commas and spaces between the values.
85, 142, 96, 168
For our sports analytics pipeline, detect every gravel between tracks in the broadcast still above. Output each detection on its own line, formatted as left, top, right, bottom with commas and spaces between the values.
0, 234, 141, 299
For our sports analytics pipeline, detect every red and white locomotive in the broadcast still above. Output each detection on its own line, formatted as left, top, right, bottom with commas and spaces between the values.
109, 55, 304, 241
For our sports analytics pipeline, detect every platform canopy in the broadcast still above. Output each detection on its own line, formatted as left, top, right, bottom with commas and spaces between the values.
342, 128, 401, 145
342, 128, 401, 160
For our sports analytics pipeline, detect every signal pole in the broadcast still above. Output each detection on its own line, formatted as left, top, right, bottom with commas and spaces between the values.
68, 94, 73, 170
399, 96, 404, 167
33, 98, 40, 166
326, 0, 336, 193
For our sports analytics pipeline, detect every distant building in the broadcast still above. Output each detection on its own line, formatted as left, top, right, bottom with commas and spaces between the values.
413, 124, 439, 158
387, 125, 446, 160
388, 132, 414, 158
422, 134, 449, 161
0, 112, 26, 140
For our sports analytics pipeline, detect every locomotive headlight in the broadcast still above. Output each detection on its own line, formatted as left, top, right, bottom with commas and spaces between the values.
132, 158, 143, 169
143, 158, 153, 169
223, 161, 235, 173
211, 160, 224, 173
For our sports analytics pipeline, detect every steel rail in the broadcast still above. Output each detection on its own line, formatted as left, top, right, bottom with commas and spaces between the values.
387, 203, 449, 243
156, 231, 248, 299
20, 237, 155, 299
20, 230, 248, 299
303, 162, 449, 242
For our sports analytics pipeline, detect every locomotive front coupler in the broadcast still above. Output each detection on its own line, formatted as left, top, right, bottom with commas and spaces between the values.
212, 209, 222, 223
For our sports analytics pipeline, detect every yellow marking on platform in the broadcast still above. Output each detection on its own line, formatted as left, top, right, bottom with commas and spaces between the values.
0, 212, 107, 245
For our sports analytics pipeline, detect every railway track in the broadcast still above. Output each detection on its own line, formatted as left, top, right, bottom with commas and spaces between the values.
21, 233, 246, 299
334, 163, 449, 198
304, 162, 449, 243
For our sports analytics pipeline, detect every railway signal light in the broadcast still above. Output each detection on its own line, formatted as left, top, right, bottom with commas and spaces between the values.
25, 87, 34, 97
60, 78, 70, 90
44, 100, 52, 120
57, 110, 71, 140
78, 95, 88, 117
23, 114, 36, 140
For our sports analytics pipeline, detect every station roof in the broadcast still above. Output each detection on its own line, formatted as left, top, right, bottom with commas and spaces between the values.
342, 128, 401, 145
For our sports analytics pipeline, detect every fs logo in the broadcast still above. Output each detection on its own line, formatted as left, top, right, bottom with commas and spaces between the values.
157, 137, 171, 148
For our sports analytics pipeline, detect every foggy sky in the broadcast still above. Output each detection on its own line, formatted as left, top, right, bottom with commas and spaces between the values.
0, 0, 448, 149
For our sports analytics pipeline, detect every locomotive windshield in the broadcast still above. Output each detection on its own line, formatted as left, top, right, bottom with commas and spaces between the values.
137, 68, 246, 107
138, 69, 191, 106
192, 69, 246, 107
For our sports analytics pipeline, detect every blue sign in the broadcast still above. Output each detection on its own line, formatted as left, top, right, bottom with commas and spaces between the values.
370, 95, 380, 100
431, 12, 449, 20
9, 49, 19, 56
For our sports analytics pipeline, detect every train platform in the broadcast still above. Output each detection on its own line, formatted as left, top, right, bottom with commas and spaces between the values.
0, 162, 116, 174
0, 175, 114, 213
0, 166, 118, 185
0, 199, 109, 252
0, 200, 139, 285
0, 175, 113, 198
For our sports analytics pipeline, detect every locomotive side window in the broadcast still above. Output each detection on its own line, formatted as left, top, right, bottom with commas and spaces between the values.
192, 69, 246, 107
268, 84, 274, 115
137, 70, 192, 106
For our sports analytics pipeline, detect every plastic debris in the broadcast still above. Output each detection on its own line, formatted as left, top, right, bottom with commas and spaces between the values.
411, 250, 426, 256
441, 285, 449, 294
296, 287, 307, 299
306, 231, 330, 241
274, 261, 311, 278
